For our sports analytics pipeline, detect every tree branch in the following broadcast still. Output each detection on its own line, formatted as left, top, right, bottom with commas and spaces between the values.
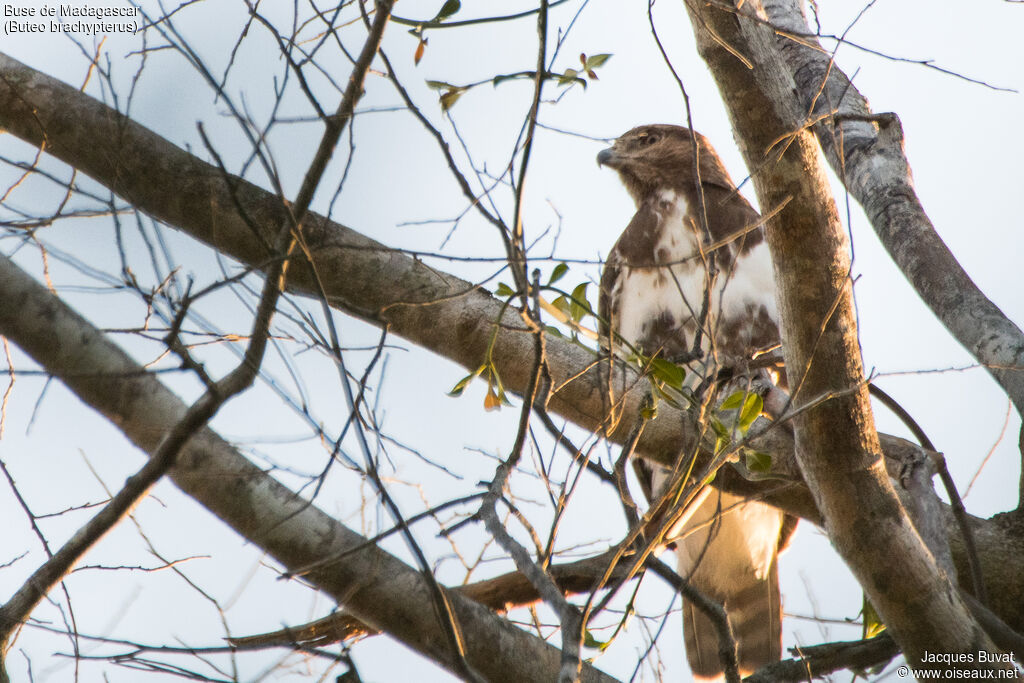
0, 251, 620, 683
2, 47, 1023, 651
0, 49, 794, 510
682, 0, 1009, 673
744, 634, 899, 683
229, 547, 641, 649
761, 0, 1024, 416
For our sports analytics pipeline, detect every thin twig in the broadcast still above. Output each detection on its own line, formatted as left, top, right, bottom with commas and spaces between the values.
868, 383, 988, 604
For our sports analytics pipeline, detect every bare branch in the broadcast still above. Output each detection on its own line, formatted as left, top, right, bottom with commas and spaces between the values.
0, 252, 620, 683
2, 48, 1023, 659
744, 633, 899, 683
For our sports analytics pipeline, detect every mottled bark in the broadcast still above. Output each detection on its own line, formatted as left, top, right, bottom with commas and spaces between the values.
682, 0, 1010, 674
0, 253, 619, 683
763, 0, 1024, 417
2, 42, 1023, 674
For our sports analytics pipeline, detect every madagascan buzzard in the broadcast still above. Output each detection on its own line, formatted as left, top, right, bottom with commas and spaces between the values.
597, 124, 793, 679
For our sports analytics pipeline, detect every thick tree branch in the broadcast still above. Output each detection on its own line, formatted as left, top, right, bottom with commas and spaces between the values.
0, 50, 800, 511
2, 49, 1024, 649
761, 0, 1024, 416
0, 252, 619, 683
229, 547, 640, 649
745, 634, 899, 683
683, 0, 1009, 673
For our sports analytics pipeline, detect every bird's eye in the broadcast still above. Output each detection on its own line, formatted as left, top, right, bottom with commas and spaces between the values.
640, 133, 658, 146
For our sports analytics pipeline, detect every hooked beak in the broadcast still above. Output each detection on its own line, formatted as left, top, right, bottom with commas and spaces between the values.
596, 147, 615, 167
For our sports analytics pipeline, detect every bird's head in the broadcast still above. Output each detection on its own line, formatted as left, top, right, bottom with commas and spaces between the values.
597, 124, 721, 204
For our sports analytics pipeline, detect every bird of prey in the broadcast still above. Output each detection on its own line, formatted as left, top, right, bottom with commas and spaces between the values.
597, 124, 795, 679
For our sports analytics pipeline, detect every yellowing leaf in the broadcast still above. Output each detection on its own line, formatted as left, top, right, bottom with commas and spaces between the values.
863, 597, 886, 639
484, 390, 501, 411
439, 87, 466, 111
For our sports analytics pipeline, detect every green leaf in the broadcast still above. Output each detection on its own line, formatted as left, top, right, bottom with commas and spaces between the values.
719, 390, 746, 411
557, 68, 579, 86
709, 416, 730, 442
448, 374, 474, 397
738, 393, 764, 432
548, 262, 569, 285
649, 357, 685, 391
569, 282, 590, 321
745, 450, 772, 474
495, 282, 515, 297
584, 53, 612, 70
545, 325, 563, 338
551, 295, 571, 317
432, 0, 461, 22
425, 80, 455, 90
447, 364, 485, 396
583, 630, 608, 650
862, 597, 886, 639
651, 381, 682, 409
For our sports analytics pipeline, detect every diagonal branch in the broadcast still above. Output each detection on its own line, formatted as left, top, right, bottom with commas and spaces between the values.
0, 216, 289, 668
762, 0, 1024, 416
0, 251, 620, 683
229, 547, 639, 649
682, 0, 1010, 674
3, 47, 1024, 645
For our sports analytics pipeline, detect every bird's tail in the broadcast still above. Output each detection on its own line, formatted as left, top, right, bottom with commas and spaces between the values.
683, 561, 781, 680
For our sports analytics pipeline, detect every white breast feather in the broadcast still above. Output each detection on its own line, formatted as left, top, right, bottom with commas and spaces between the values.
719, 242, 778, 324
613, 192, 778, 354
618, 192, 785, 589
